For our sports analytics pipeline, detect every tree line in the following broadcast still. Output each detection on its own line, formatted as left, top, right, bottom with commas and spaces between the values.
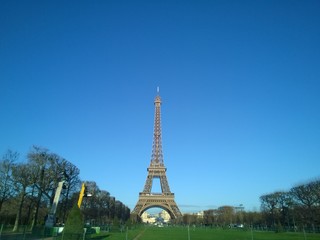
183, 205, 252, 227
2, 146, 318, 233
260, 179, 320, 232
0, 147, 130, 231
182, 179, 320, 233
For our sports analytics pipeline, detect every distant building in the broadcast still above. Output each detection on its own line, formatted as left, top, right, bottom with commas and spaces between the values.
234, 204, 245, 213
159, 210, 171, 222
141, 210, 172, 224
141, 211, 156, 223
196, 211, 204, 218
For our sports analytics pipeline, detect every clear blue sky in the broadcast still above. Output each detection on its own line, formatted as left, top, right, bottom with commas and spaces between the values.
1, 0, 320, 213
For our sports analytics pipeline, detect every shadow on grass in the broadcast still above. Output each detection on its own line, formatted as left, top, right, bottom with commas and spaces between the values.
88, 233, 111, 239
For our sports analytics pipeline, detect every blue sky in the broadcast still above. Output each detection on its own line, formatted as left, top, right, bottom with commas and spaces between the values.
1, 0, 320, 213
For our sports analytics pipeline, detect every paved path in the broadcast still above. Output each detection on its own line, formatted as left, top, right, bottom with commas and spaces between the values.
132, 228, 146, 240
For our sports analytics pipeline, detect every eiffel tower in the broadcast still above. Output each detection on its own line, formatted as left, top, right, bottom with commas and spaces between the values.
132, 91, 182, 220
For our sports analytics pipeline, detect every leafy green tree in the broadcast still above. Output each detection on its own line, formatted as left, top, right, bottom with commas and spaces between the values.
63, 204, 84, 240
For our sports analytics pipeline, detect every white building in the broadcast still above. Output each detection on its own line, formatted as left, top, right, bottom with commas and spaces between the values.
141, 211, 156, 224
141, 210, 172, 224
196, 211, 204, 218
159, 210, 171, 223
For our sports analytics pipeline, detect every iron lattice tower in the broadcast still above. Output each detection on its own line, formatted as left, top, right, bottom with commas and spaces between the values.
132, 92, 182, 219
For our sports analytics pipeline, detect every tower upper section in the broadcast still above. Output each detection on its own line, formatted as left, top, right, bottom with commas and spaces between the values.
150, 93, 164, 167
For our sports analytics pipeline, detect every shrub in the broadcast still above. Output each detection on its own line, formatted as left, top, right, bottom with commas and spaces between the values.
62, 204, 84, 240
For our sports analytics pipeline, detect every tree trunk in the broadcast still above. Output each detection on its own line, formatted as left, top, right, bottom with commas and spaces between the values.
62, 188, 70, 223
30, 168, 44, 230
0, 199, 3, 213
30, 189, 42, 230
12, 189, 26, 232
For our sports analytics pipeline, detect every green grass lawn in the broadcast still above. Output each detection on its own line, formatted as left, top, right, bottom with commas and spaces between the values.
102, 226, 320, 240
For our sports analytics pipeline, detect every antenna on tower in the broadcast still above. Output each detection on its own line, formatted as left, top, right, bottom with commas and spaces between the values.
157, 86, 160, 94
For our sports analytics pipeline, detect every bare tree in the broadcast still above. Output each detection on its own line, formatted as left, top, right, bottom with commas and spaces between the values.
260, 192, 280, 228
243, 211, 263, 228
28, 146, 50, 229
94, 190, 111, 225
60, 160, 81, 223
309, 179, 320, 204
1, 146, 129, 228
290, 182, 318, 232
217, 206, 235, 226
109, 196, 116, 220
11, 163, 33, 231
0, 150, 19, 213
203, 209, 215, 226
28, 146, 81, 228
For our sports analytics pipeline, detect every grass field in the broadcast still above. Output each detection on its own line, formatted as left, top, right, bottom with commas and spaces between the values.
104, 226, 320, 240
1, 225, 318, 240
